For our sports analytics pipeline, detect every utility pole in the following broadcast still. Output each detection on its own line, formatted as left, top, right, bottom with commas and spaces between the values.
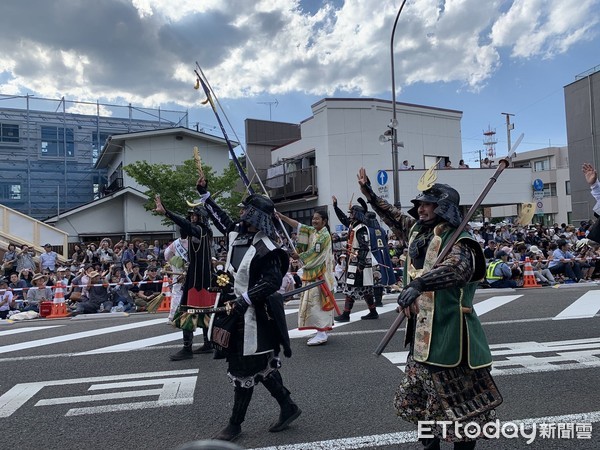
257, 100, 279, 120
501, 112, 515, 155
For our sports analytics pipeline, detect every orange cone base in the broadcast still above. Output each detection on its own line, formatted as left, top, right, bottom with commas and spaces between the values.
157, 297, 171, 312
522, 275, 541, 288
46, 303, 70, 319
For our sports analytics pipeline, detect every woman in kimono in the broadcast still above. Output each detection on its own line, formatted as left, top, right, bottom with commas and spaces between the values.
275, 209, 335, 346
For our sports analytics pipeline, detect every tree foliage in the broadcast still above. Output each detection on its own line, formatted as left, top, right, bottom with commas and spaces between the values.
124, 159, 245, 225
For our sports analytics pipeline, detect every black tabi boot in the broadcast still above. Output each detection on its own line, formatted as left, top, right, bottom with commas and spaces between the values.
334, 311, 350, 322
361, 308, 379, 320
420, 437, 441, 450
454, 441, 476, 450
213, 386, 254, 441
262, 371, 301, 432
193, 330, 213, 354
169, 330, 193, 361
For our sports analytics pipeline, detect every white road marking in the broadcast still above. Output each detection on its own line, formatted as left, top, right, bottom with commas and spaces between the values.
386, 337, 600, 376
0, 369, 198, 418
80, 308, 301, 355
473, 295, 523, 315
0, 325, 63, 336
0, 318, 167, 354
248, 411, 600, 449
554, 290, 600, 320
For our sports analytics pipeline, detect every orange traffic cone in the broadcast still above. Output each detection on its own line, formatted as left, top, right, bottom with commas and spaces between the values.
46, 281, 70, 318
522, 257, 541, 288
157, 275, 172, 312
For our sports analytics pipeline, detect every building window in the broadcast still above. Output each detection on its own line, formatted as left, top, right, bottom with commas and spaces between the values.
565, 180, 571, 195
533, 159, 550, 172
41, 126, 74, 157
543, 183, 557, 197
0, 123, 19, 143
0, 183, 21, 200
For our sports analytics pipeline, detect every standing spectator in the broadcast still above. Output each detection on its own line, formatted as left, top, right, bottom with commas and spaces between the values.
39, 244, 58, 272
71, 244, 85, 268
136, 242, 151, 272
443, 160, 453, 169
334, 254, 347, 292
121, 242, 136, 266
400, 160, 410, 170
16, 244, 37, 273
2, 243, 18, 277
481, 157, 493, 168
458, 159, 469, 168
83, 243, 99, 265
97, 240, 114, 271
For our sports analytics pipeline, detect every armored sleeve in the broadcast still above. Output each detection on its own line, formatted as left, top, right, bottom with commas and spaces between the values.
362, 182, 414, 242
407, 241, 475, 292
333, 203, 350, 228
164, 209, 211, 239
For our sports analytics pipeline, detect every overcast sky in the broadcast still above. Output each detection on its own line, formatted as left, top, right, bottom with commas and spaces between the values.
1, 0, 599, 165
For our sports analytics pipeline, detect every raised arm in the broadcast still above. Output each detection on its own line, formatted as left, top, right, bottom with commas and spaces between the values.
195, 178, 236, 234
332, 195, 350, 227
356, 167, 414, 241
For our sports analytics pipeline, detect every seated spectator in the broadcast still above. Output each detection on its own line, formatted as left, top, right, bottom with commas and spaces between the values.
575, 239, 595, 281
0, 277, 12, 319
71, 271, 111, 316
400, 160, 411, 170
25, 273, 53, 312
19, 268, 33, 287
483, 240, 497, 261
109, 267, 135, 312
9, 272, 28, 304
135, 267, 162, 311
527, 246, 557, 286
486, 250, 517, 288
458, 159, 469, 168
548, 239, 582, 282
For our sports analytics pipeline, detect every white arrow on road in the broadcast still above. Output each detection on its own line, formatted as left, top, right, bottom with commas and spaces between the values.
0, 369, 198, 418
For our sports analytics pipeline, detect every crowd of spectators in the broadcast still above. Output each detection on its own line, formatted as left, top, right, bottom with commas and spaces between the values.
0, 237, 235, 319
2, 218, 600, 320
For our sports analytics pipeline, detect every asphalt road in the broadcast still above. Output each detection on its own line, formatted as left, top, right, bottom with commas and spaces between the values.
1, 284, 599, 450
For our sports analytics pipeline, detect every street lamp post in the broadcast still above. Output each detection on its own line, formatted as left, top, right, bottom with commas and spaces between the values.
390, 0, 407, 207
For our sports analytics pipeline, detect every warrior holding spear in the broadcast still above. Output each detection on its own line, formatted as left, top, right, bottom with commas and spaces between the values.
358, 165, 501, 450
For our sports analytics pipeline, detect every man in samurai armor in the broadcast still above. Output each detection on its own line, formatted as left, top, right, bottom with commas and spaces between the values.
154, 196, 215, 360
195, 177, 300, 442
363, 201, 397, 307
332, 195, 378, 321
357, 168, 500, 449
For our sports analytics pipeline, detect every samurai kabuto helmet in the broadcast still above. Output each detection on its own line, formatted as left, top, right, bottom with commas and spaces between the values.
240, 194, 277, 239
187, 204, 209, 226
348, 197, 368, 225
407, 183, 462, 228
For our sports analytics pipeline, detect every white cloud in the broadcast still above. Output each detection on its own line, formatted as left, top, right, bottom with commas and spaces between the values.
0, 0, 597, 107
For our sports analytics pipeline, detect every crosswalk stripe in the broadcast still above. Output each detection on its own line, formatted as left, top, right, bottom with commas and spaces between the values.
553, 290, 600, 320
0, 318, 166, 354
0, 326, 63, 337
473, 295, 523, 315
79, 308, 302, 355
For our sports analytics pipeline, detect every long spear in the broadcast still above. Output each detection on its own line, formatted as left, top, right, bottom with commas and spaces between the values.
374, 133, 524, 356
193, 64, 297, 251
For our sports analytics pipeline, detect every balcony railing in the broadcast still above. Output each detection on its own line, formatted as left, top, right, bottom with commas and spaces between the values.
265, 166, 317, 201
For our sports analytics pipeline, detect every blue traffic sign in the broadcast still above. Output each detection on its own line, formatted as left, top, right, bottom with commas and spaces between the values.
377, 170, 388, 186
533, 179, 544, 191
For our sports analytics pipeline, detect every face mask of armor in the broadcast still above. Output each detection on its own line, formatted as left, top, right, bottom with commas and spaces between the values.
239, 194, 278, 239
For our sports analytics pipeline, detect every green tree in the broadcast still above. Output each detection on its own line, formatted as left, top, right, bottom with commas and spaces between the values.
124, 159, 245, 225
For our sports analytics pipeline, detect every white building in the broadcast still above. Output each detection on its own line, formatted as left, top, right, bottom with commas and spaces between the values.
247, 98, 533, 231
46, 127, 232, 242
